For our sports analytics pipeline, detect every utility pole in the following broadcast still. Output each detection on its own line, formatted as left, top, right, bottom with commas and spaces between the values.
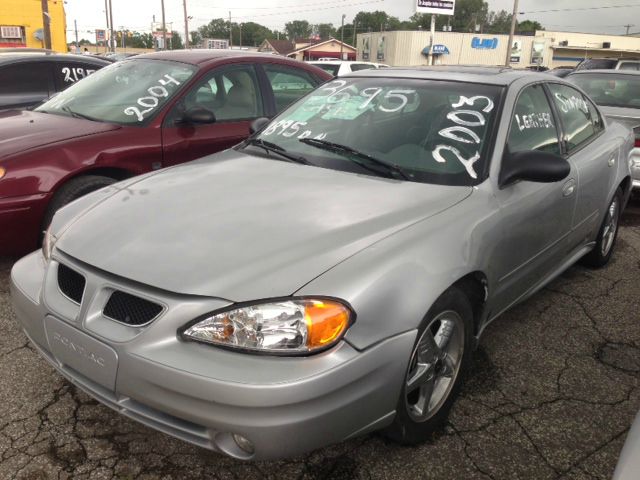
229, 11, 232, 48
108, 0, 115, 52
352, 21, 357, 47
505, 0, 519, 66
161, 0, 167, 50
624, 24, 634, 35
74, 19, 79, 52
429, 14, 435, 65
40, 0, 52, 50
183, 0, 189, 48
104, 0, 110, 52
239, 23, 242, 49
340, 14, 345, 59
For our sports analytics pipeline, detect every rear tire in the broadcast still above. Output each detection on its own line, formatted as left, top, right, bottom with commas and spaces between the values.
581, 188, 623, 268
40, 175, 117, 240
383, 286, 473, 445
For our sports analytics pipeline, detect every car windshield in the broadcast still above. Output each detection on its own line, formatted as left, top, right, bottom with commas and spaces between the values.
570, 73, 640, 109
35, 59, 196, 125
250, 78, 502, 186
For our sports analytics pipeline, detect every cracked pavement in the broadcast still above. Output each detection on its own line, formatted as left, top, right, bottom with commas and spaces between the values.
0, 196, 638, 480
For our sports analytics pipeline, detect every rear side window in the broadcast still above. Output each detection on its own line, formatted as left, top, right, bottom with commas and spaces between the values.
575, 59, 617, 70
618, 62, 640, 71
314, 63, 339, 76
53, 62, 100, 90
263, 64, 317, 113
548, 83, 597, 153
350, 63, 376, 72
507, 84, 560, 155
0, 62, 51, 96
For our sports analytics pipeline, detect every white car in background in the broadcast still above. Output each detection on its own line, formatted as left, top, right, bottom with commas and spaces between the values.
308, 60, 389, 77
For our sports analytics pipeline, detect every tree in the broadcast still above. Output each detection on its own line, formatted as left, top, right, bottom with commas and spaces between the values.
285, 20, 312, 40
316, 23, 336, 41
353, 11, 401, 32
128, 32, 153, 49
450, 0, 489, 32
238, 22, 275, 46
170, 31, 184, 49
486, 10, 512, 34
198, 18, 230, 40
190, 30, 202, 46
517, 20, 543, 34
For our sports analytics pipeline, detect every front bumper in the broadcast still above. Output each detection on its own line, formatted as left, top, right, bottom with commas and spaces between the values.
10, 251, 414, 460
0, 192, 49, 255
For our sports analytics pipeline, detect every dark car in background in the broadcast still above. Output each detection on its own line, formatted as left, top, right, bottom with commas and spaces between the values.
0, 51, 110, 110
567, 69, 640, 189
575, 57, 640, 71
0, 50, 331, 255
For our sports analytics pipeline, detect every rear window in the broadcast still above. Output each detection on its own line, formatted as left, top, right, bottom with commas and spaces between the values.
314, 64, 339, 76
569, 73, 640, 108
575, 59, 617, 71
618, 62, 640, 71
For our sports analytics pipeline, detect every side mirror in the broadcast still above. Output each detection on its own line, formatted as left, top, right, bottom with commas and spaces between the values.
249, 117, 270, 134
178, 106, 216, 125
499, 150, 570, 188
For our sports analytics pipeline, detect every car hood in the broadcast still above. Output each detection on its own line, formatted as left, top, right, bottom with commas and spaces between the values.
56, 150, 472, 301
600, 106, 640, 130
0, 110, 120, 159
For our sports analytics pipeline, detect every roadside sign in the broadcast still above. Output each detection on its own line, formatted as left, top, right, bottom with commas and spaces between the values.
416, 0, 456, 15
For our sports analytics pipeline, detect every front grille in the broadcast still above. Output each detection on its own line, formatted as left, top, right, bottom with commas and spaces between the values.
57, 264, 86, 304
103, 291, 163, 326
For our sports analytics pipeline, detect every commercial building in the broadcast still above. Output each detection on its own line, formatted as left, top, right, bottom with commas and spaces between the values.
356, 30, 640, 69
286, 38, 357, 61
0, 0, 67, 52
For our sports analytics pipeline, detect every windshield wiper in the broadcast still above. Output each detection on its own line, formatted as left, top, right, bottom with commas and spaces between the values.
299, 138, 410, 180
60, 106, 99, 122
243, 138, 312, 165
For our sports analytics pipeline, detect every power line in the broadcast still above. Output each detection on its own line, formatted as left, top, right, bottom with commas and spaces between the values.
519, 2, 640, 15
189, 0, 361, 10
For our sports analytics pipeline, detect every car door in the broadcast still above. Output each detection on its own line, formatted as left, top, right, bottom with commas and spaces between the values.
260, 63, 320, 114
0, 61, 54, 110
547, 83, 615, 250
161, 63, 265, 166
491, 82, 578, 315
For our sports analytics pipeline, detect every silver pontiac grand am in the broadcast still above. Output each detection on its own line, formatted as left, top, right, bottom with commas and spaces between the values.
10, 67, 634, 460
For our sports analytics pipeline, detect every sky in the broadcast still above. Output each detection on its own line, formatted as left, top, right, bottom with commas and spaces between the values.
64, 0, 640, 42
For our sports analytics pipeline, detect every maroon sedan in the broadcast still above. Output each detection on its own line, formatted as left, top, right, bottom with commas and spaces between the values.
0, 50, 330, 255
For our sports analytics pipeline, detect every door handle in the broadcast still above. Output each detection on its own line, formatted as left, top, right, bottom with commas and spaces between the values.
562, 179, 576, 197
608, 157, 616, 167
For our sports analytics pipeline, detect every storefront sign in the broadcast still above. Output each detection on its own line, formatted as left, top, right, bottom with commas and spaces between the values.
377, 36, 385, 61
416, 0, 456, 15
531, 40, 545, 64
362, 36, 370, 60
432, 44, 450, 54
510, 39, 522, 63
471, 37, 498, 49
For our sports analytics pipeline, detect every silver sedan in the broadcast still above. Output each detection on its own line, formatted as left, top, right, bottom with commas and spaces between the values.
10, 67, 634, 460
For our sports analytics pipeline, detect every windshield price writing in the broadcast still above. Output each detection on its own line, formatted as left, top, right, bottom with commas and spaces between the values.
124, 74, 181, 122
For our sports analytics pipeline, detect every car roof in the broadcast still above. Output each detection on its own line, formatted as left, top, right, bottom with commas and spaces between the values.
132, 49, 302, 66
309, 60, 376, 65
0, 52, 111, 66
345, 65, 542, 86
568, 69, 640, 76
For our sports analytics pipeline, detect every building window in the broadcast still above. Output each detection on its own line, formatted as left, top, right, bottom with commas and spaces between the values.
1, 26, 23, 39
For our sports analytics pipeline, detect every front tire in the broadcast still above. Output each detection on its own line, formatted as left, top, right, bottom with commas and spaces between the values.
41, 175, 117, 239
581, 188, 623, 268
383, 286, 473, 445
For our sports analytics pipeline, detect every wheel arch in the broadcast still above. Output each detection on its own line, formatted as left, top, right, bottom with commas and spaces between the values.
450, 271, 488, 337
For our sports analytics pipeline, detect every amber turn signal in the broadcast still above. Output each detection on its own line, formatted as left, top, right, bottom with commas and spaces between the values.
304, 300, 351, 349
0, 167, 5, 179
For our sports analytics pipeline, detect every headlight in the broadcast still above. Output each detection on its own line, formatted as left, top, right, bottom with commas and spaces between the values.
180, 298, 354, 355
0, 166, 5, 179
42, 225, 57, 260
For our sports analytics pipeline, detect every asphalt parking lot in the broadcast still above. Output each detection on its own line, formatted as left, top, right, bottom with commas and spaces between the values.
0, 197, 638, 480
